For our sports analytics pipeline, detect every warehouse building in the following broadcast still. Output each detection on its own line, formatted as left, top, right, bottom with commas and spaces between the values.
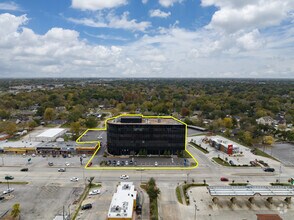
107, 115, 186, 155
34, 128, 66, 142
107, 182, 137, 220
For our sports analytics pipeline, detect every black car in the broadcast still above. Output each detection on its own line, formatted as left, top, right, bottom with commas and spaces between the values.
264, 168, 275, 172
112, 160, 116, 165
81, 203, 92, 210
129, 160, 133, 165
48, 162, 54, 166
20, 168, 29, 172
0, 196, 5, 201
121, 161, 125, 166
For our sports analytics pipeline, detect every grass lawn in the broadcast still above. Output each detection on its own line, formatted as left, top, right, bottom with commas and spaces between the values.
251, 148, 279, 162
175, 186, 183, 204
212, 157, 231, 166
229, 183, 248, 186
189, 142, 209, 154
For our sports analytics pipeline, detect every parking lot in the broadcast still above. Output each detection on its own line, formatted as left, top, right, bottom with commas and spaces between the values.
91, 154, 190, 168
263, 143, 294, 166
0, 181, 83, 219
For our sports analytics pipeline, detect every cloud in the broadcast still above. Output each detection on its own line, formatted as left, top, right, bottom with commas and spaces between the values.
71, 0, 127, 10
149, 9, 171, 18
0, 13, 294, 78
142, 0, 148, 4
0, 1, 22, 11
159, 0, 183, 8
0, 13, 123, 77
202, 0, 294, 33
67, 12, 151, 32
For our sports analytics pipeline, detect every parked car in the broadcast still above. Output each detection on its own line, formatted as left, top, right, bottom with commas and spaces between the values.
58, 168, 66, 172
125, 161, 129, 166
81, 203, 92, 210
20, 168, 29, 172
3, 188, 14, 194
5, 175, 14, 180
264, 168, 275, 172
0, 196, 4, 201
129, 161, 133, 165
70, 177, 79, 182
82, 154, 87, 158
229, 160, 235, 166
112, 160, 117, 166
116, 161, 120, 166
120, 175, 129, 180
154, 162, 158, 167
87, 162, 92, 167
48, 162, 54, 166
31, 153, 36, 157
65, 162, 70, 166
121, 161, 125, 166
89, 189, 100, 195
220, 177, 229, 181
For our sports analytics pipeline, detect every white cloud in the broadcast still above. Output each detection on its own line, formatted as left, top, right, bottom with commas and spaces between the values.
0, 1, 22, 11
149, 9, 171, 18
0, 13, 294, 78
71, 0, 127, 10
67, 12, 151, 32
202, 0, 294, 33
159, 0, 183, 8
142, 0, 148, 4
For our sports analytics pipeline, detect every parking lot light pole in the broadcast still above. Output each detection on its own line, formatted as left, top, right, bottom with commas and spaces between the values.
194, 203, 197, 220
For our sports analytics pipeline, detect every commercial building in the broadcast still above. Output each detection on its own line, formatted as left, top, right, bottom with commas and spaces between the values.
34, 128, 66, 142
209, 137, 239, 155
107, 115, 186, 155
107, 182, 137, 220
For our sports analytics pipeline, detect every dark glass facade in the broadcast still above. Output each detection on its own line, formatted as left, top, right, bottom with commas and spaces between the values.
107, 119, 186, 155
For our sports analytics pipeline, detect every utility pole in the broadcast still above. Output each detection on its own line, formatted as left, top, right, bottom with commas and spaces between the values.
194, 203, 197, 220
279, 163, 282, 183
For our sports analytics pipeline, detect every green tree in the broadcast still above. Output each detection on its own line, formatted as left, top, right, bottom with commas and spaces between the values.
1, 121, 17, 135
85, 116, 98, 128
263, 135, 275, 145
70, 121, 81, 139
11, 203, 20, 218
223, 117, 233, 128
43, 107, 55, 121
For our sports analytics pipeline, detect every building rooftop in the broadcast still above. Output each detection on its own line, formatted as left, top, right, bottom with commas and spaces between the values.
36, 128, 65, 138
208, 186, 294, 197
108, 116, 182, 125
107, 182, 137, 219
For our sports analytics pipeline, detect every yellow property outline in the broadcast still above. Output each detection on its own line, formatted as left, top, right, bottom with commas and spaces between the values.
76, 114, 198, 170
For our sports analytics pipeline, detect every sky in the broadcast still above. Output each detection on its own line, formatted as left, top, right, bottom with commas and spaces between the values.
0, 0, 294, 78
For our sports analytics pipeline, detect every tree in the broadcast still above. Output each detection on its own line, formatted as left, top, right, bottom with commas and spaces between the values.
11, 203, 20, 218
1, 121, 17, 135
43, 107, 55, 121
70, 121, 81, 140
85, 116, 98, 128
88, 177, 95, 186
181, 107, 190, 117
243, 131, 253, 146
223, 117, 233, 128
263, 135, 275, 145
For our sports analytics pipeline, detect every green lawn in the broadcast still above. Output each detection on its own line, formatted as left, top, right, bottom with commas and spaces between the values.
251, 148, 279, 161
175, 186, 183, 204
212, 157, 231, 166
229, 183, 248, 186
189, 142, 209, 154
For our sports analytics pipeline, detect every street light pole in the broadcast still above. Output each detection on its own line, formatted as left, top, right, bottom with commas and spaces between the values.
194, 203, 197, 220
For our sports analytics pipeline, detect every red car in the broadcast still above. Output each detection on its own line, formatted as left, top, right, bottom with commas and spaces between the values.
220, 177, 229, 181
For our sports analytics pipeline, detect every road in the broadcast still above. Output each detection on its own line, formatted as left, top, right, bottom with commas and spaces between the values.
1, 143, 294, 220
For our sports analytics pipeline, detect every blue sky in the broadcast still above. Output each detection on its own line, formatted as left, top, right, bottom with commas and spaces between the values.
0, 0, 293, 78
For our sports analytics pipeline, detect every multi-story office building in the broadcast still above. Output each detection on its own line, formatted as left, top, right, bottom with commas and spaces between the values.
107, 115, 186, 155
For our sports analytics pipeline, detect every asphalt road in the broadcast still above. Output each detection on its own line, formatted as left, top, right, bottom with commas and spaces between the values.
1, 143, 294, 220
